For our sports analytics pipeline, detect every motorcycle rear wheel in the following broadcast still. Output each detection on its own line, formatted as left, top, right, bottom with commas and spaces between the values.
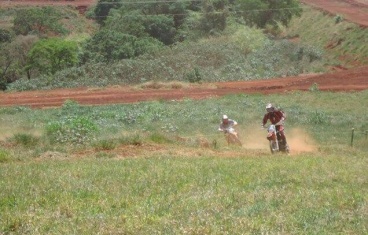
226, 133, 242, 146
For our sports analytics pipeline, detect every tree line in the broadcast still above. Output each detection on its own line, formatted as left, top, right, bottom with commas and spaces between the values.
0, 0, 301, 90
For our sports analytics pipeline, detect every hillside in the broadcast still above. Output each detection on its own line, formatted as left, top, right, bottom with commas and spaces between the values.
0, 0, 367, 108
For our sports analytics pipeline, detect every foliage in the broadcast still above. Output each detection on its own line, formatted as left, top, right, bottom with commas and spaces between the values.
27, 38, 78, 76
335, 15, 344, 24
45, 116, 98, 144
231, 26, 266, 53
283, 6, 368, 66
12, 7, 67, 37
118, 134, 143, 146
199, 0, 229, 35
94, 0, 123, 25
8, 34, 325, 91
81, 29, 163, 63
0, 35, 39, 89
143, 15, 177, 45
104, 9, 177, 45
92, 139, 117, 150
235, 0, 302, 27
309, 82, 319, 92
0, 149, 10, 163
149, 132, 173, 144
11, 133, 39, 147
3, 1, 366, 92
185, 67, 202, 83
0, 28, 12, 43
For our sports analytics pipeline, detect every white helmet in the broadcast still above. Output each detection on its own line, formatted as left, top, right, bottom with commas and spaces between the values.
266, 103, 274, 112
222, 114, 228, 120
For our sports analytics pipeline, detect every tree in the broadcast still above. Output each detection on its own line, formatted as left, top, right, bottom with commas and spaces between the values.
105, 8, 178, 45
0, 29, 12, 43
235, 0, 301, 28
81, 29, 163, 63
13, 7, 67, 37
199, 0, 229, 34
0, 35, 39, 89
94, 0, 123, 25
27, 38, 78, 75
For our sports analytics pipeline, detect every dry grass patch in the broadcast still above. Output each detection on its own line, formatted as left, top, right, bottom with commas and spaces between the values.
137, 81, 190, 90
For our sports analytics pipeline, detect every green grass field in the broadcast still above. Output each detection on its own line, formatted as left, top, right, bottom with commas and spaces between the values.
1, 91, 367, 234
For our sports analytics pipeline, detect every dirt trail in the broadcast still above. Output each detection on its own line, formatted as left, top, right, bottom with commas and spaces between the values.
1, 66, 368, 108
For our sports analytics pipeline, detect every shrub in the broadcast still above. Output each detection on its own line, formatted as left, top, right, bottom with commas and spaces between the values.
0, 149, 10, 163
185, 67, 202, 83
149, 132, 172, 144
12, 133, 39, 147
335, 15, 344, 24
27, 38, 78, 76
308, 111, 329, 125
118, 134, 142, 146
309, 82, 319, 92
46, 116, 98, 144
93, 139, 117, 150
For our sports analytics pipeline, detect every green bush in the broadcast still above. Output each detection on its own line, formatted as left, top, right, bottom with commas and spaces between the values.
185, 67, 202, 83
0, 149, 10, 163
149, 132, 172, 144
118, 134, 143, 146
81, 29, 163, 63
46, 116, 98, 144
93, 139, 117, 150
308, 111, 329, 125
27, 38, 79, 76
334, 15, 344, 24
12, 133, 39, 147
309, 82, 319, 92
13, 7, 67, 36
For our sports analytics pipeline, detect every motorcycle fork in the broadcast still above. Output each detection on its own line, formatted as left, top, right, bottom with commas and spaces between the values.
271, 131, 279, 151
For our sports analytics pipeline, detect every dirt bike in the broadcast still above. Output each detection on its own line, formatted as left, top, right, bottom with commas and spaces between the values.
265, 124, 289, 154
221, 127, 242, 146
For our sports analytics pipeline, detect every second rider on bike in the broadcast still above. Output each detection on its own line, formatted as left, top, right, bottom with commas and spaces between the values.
261, 103, 289, 152
218, 115, 242, 146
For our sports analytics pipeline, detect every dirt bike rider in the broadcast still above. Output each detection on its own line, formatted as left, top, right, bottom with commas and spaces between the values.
218, 115, 237, 133
218, 115, 241, 145
262, 103, 289, 151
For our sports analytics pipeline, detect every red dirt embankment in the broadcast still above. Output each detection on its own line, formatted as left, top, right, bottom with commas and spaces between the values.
300, 0, 368, 27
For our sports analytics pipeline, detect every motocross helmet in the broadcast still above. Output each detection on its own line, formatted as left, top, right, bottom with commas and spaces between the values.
266, 103, 275, 113
222, 115, 229, 123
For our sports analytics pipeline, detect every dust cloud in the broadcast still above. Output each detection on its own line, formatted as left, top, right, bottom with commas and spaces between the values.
238, 126, 269, 150
238, 126, 317, 155
287, 128, 317, 154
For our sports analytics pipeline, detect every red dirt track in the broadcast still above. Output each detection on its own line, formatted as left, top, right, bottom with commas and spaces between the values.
1, 66, 368, 108
0, 0, 367, 109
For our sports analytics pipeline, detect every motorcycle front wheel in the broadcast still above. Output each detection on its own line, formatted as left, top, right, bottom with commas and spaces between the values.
269, 141, 277, 154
